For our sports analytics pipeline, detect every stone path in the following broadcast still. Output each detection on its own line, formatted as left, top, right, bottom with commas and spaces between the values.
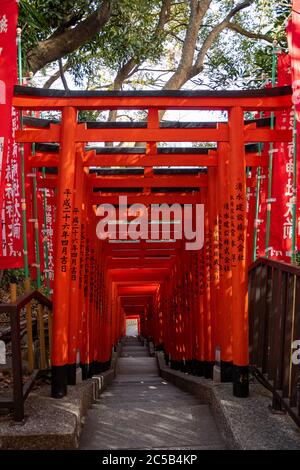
79, 337, 226, 450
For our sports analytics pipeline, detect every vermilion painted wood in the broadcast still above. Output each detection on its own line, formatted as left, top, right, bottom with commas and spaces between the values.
202, 187, 213, 364
90, 174, 208, 188
17, 126, 292, 144
67, 144, 85, 370
14, 86, 290, 389
29, 150, 267, 168
52, 107, 77, 368
106, 258, 175, 269
217, 141, 233, 363
12, 92, 292, 111
208, 167, 219, 361
228, 107, 249, 368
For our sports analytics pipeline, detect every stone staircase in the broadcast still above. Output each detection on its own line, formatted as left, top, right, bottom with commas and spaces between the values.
79, 336, 225, 450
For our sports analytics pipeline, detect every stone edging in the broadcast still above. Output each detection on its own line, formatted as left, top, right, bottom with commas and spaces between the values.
0, 353, 118, 450
156, 352, 300, 450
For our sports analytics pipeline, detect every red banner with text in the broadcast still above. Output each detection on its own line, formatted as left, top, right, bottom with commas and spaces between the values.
268, 54, 293, 262
287, 0, 300, 256
0, 0, 22, 268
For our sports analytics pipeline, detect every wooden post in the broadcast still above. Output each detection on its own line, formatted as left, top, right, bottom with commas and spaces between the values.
10, 283, 17, 303
202, 187, 213, 378
228, 106, 249, 397
208, 166, 219, 368
48, 309, 53, 361
37, 302, 46, 369
24, 279, 34, 372
217, 140, 233, 381
78, 172, 88, 378
67, 144, 84, 384
51, 106, 77, 398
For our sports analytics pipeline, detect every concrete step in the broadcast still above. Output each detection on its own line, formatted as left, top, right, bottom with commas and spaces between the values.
96, 397, 202, 406
122, 342, 142, 346
121, 351, 149, 357
117, 357, 157, 364
81, 403, 225, 450
114, 375, 160, 383
121, 345, 148, 350
79, 336, 225, 450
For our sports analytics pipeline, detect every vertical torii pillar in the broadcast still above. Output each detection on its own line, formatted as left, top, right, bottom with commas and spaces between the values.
67, 144, 85, 385
217, 140, 233, 381
228, 106, 249, 398
52, 107, 77, 398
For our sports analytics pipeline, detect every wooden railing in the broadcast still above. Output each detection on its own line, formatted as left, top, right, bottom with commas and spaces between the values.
0, 287, 52, 421
249, 258, 300, 427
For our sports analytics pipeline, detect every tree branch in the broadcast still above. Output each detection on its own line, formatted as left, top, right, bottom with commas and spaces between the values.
107, 0, 173, 125
27, 0, 114, 74
43, 60, 71, 89
59, 59, 69, 90
191, 0, 256, 76
227, 22, 273, 43
43, 70, 61, 89
162, 0, 212, 90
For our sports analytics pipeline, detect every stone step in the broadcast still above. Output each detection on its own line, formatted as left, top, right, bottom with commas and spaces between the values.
117, 357, 157, 364
96, 398, 201, 406
121, 346, 149, 350
121, 352, 149, 357
79, 336, 225, 450
80, 403, 225, 450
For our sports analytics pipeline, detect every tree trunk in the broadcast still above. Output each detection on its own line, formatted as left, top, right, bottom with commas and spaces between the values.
27, 0, 113, 74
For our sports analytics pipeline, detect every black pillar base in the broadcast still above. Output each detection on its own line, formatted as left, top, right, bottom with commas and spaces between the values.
194, 360, 205, 377
67, 363, 77, 385
186, 360, 194, 375
188, 359, 196, 375
87, 362, 95, 378
233, 365, 249, 398
204, 361, 214, 379
180, 361, 187, 373
93, 361, 104, 374
164, 352, 170, 366
192, 359, 200, 376
80, 363, 90, 381
51, 365, 68, 398
170, 360, 181, 370
220, 361, 233, 383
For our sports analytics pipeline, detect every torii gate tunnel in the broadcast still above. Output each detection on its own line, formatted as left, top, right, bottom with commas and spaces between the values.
13, 85, 292, 399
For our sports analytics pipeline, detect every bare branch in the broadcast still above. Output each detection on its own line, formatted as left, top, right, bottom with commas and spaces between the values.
192, 0, 256, 76
162, 0, 212, 90
106, 0, 174, 127
59, 59, 69, 90
43, 60, 71, 89
227, 22, 273, 43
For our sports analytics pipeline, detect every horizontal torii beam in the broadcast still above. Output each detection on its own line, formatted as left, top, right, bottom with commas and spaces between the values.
13, 85, 292, 110
108, 268, 170, 282
28, 152, 268, 168
90, 174, 208, 188
16, 127, 292, 143
106, 240, 182, 249
90, 194, 202, 205
117, 286, 158, 294
106, 249, 177, 257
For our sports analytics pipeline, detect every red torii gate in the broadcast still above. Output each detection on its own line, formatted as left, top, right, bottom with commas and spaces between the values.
13, 85, 292, 399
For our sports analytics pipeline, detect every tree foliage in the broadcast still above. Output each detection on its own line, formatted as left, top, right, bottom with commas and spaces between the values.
18, 0, 292, 93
